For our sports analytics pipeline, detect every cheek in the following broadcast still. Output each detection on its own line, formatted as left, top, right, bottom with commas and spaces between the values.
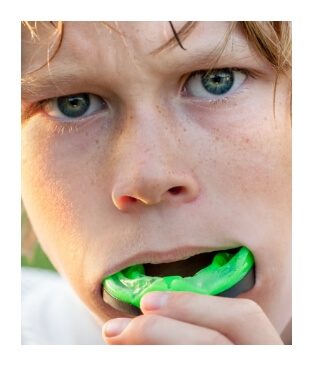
196, 110, 291, 203
193, 103, 291, 249
221, 131, 290, 203
21, 119, 111, 276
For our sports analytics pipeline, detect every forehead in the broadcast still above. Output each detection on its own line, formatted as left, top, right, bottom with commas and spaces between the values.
22, 21, 232, 49
22, 22, 246, 73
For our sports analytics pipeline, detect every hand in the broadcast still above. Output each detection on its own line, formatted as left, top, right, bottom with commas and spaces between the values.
102, 291, 284, 344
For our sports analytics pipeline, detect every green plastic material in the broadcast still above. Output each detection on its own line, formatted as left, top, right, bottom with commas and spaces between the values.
102, 246, 254, 309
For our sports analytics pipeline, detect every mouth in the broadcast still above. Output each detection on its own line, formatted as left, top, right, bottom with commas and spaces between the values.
102, 246, 255, 316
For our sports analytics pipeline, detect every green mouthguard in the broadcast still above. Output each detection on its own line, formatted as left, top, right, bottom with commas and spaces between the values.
102, 246, 254, 309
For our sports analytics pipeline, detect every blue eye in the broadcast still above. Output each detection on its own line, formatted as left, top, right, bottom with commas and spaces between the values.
202, 68, 234, 95
42, 93, 107, 120
58, 94, 90, 118
184, 68, 247, 100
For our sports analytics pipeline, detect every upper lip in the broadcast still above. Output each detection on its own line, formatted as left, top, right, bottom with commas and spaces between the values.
101, 243, 242, 279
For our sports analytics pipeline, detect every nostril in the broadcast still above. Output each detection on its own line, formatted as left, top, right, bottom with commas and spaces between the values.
119, 196, 137, 204
168, 186, 184, 195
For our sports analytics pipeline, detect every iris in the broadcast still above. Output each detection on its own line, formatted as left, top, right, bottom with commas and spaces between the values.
201, 68, 234, 95
57, 93, 90, 118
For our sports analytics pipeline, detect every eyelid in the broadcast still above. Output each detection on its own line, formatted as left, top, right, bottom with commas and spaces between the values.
181, 67, 256, 101
21, 94, 109, 133
41, 94, 107, 121
181, 67, 257, 87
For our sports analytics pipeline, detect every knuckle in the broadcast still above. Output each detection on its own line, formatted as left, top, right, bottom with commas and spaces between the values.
201, 329, 233, 345
210, 330, 233, 345
240, 298, 263, 318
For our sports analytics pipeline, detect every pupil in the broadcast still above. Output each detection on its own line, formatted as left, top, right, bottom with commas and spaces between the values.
57, 93, 90, 118
202, 68, 234, 95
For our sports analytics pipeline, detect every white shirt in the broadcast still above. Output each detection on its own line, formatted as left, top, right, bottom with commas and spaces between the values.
21, 267, 104, 345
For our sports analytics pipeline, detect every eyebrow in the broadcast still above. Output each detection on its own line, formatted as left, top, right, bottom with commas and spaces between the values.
22, 32, 255, 100
22, 66, 87, 100
154, 36, 255, 74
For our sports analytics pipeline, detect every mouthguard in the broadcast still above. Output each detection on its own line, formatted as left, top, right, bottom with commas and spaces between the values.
102, 246, 254, 315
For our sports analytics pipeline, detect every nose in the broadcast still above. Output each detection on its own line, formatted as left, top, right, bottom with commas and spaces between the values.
111, 114, 200, 212
112, 170, 199, 211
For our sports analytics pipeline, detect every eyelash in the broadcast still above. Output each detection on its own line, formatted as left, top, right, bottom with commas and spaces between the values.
23, 98, 107, 135
44, 121, 80, 135
181, 67, 256, 102
23, 67, 256, 135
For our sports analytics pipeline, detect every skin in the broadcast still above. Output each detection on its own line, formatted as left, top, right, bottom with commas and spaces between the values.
21, 21, 291, 344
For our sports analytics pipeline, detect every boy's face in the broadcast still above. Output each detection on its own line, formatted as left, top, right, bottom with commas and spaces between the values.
22, 22, 291, 334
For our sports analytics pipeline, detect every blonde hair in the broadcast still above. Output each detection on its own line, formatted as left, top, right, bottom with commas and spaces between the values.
21, 21, 292, 255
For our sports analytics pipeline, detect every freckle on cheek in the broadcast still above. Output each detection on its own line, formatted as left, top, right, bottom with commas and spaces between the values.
156, 105, 162, 113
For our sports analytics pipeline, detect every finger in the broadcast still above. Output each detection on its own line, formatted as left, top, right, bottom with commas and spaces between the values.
140, 292, 283, 345
102, 314, 233, 345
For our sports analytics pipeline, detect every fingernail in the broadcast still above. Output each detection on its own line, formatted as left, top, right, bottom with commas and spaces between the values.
140, 292, 168, 311
103, 318, 131, 337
